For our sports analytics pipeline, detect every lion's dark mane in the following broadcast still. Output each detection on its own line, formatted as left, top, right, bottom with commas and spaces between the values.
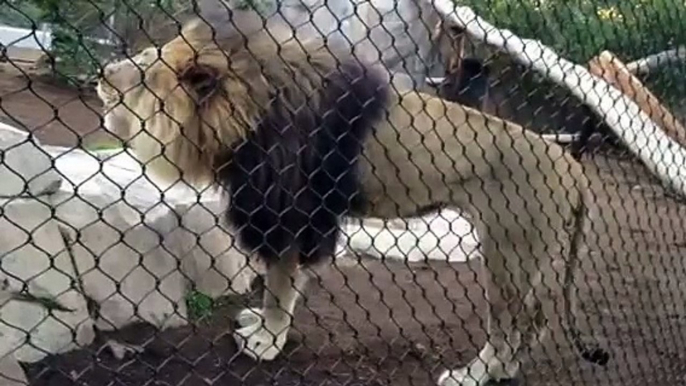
216, 59, 389, 266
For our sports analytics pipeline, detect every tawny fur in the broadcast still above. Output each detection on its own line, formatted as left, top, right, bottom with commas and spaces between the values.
97, 16, 608, 386
98, 18, 341, 187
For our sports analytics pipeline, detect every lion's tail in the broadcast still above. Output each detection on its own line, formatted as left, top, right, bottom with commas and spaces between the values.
563, 189, 610, 366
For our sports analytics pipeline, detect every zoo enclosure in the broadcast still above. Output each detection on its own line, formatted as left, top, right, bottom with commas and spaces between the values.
1, 0, 686, 385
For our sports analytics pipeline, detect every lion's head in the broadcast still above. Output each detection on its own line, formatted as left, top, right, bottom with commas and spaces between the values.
97, 11, 378, 193
97, 17, 283, 188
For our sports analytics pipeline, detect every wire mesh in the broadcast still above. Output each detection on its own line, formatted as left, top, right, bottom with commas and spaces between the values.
0, 0, 686, 385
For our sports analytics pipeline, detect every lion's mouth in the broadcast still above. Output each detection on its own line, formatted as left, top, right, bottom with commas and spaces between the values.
101, 113, 134, 143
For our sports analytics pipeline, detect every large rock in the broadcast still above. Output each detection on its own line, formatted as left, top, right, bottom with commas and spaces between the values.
0, 356, 29, 385
174, 202, 260, 299
46, 146, 255, 331
0, 123, 62, 197
0, 197, 94, 363
43, 146, 203, 210
58, 200, 257, 332
13, 142, 477, 336
338, 210, 481, 262
56, 205, 190, 331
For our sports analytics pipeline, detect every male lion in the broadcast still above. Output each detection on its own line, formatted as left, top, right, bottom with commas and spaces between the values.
96, 13, 608, 386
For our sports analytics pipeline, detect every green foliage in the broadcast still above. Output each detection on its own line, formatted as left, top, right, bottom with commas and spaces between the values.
0, 1, 43, 28
234, 0, 274, 14
3, 0, 686, 99
85, 142, 124, 152
460, 0, 686, 105
186, 290, 215, 321
1, 0, 189, 86
461, 0, 686, 63
17, 0, 109, 84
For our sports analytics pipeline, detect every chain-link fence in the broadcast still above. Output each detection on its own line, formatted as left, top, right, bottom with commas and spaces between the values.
1, 0, 686, 385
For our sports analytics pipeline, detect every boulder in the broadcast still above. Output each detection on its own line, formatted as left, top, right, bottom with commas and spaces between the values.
45, 146, 255, 331
0, 123, 62, 198
174, 201, 260, 299
0, 356, 28, 385
338, 210, 480, 262
0, 134, 479, 362
0, 197, 94, 363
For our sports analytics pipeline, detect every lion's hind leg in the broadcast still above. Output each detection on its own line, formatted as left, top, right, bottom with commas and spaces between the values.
233, 254, 310, 361
438, 201, 549, 386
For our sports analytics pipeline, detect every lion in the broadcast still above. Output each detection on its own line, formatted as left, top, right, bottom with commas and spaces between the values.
436, 57, 494, 113
96, 14, 609, 386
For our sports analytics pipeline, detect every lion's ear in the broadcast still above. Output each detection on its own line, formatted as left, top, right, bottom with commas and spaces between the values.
179, 61, 220, 103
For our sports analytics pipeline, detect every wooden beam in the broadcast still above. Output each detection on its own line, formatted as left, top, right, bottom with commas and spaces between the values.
588, 50, 686, 148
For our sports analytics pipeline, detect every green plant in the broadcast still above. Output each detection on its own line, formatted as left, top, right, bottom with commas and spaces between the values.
234, 0, 274, 14
13, 0, 189, 87
461, 0, 686, 106
84, 142, 124, 152
6, 0, 686, 102
0, 0, 43, 28
461, 0, 686, 62
186, 290, 215, 321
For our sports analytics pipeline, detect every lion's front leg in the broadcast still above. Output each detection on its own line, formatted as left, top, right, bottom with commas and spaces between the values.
234, 254, 309, 361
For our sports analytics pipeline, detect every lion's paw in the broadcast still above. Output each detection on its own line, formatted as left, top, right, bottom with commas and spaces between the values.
233, 311, 288, 362
235, 307, 263, 328
437, 368, 489, 386
438, 368, 519, 386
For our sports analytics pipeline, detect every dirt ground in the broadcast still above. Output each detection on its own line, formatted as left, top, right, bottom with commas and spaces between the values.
0, 62, 118, 149
2, 65, 686, 385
